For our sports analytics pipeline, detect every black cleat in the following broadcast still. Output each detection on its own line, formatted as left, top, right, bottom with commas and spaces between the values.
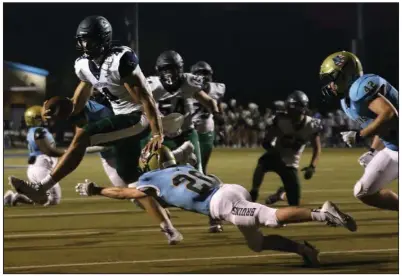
249, 189, 259, 202
265, 187, 285, 205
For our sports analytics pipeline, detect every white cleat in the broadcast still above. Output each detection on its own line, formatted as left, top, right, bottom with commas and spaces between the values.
8, 176, 48, 205
4, 190, 15, 206
161, 227, 183, 245
321, 201, 357, 232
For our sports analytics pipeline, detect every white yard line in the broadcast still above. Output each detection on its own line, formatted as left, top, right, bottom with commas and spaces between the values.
4, 217, 397, 239
5, 199, 362, 219
3, 248, 398, 271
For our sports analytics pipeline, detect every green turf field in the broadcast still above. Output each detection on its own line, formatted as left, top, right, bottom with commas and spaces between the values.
4, 148, 398, 273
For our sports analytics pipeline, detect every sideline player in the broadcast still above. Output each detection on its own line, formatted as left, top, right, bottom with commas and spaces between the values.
76, 146, 357, 267
190, 61, 226, 174
249, 91, 322, 205
147, 51, 223, 173
4, 106, 63, 206
9, 15, 163, 204
320, 51, 398, 211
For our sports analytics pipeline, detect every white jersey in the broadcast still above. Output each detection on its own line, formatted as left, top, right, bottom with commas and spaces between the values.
269, 114, 322, 168
147, 73, 203, 135
192, 82, 226, 133
74, 46, 148, 115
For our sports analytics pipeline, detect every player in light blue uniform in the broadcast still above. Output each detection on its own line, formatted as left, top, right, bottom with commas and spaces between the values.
76, 146, 358, 267
4, 106, 65, 206
320, 51, 398, 211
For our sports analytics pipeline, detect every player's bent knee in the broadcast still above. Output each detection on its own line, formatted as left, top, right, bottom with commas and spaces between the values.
353, 181, 376, 199
258, 206, 281, 227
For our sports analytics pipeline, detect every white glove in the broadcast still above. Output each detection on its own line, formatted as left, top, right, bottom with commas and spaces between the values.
341, 131, 358, 147
358, 150, 377, 168
75, 179, 99, 196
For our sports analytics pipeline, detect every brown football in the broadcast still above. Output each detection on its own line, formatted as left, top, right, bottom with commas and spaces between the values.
44, 96, 73, 120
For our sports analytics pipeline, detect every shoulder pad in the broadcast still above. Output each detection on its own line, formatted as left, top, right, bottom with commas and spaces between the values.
146, 76, 163, 91
306, 116, 323, 133
34, 127, 47, 140
349, 74, 385, 102
74, 57, 89, 82
210, 82, 226, 97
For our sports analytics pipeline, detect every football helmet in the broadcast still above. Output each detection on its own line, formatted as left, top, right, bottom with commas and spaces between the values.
155, 50, 184, 92
319, 51, 363, 100
24, 106, 43, 127
76, 15, 113, 59
139, 145, 177, 172
286, 90, 309, 118
190, 61, 213, 83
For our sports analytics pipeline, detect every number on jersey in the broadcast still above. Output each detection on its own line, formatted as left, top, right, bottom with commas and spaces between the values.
172, 170, 218, 195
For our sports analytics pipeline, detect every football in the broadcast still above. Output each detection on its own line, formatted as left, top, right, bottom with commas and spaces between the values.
43, 96, 73, 121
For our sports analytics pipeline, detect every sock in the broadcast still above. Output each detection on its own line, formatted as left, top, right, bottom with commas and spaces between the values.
160, 219, 174, 231
40, 175, 56, 190
311, 210, 326, 222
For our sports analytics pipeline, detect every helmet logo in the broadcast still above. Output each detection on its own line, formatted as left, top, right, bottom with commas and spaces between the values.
332, 55, 346, 67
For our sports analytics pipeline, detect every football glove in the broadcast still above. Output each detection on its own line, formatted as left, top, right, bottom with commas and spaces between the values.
358, 149, 377, 168
340, 131, 362, 147
75, 179, 100, 196
301, 165, 315, 180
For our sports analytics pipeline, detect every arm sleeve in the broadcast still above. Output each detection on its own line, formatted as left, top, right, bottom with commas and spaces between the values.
33, 128, 47, 140
118, 51, 139, 79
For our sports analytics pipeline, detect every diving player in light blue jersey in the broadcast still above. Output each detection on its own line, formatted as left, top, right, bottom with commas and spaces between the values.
320, 51, 398, 211
76, 145, 358, 267
4, 106, 64, 206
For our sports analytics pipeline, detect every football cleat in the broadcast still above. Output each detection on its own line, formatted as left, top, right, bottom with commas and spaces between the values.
321, 201, 357, 232
264, 187, 285, 205
209, 217, 224, 233
4, 190, 15, 206
8, 176, 48, 205
161, 227, 183, 245
301, 241, 320, 268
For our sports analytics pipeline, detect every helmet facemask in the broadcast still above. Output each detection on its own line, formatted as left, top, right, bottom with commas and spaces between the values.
157, 64, 183, 92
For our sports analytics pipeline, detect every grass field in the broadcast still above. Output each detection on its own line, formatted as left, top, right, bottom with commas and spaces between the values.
4, 148, 398, 273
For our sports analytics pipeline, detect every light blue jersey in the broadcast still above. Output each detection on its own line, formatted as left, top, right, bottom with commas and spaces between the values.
341, 74, 398, 151
26, 127, 55, 157
84, 100, 115, 159
137, 165, 220, 215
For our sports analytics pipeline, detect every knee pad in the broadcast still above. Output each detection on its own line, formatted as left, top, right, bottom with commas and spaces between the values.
353, 181, 374, 199
257, 206, 281, 228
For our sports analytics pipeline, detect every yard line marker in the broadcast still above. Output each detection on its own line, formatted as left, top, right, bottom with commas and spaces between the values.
4, 199, 389, 219
4, 218, 397, 239
3, 248, 398, 271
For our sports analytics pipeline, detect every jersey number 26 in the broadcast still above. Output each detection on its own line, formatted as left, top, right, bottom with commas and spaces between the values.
172, 170, 218, 195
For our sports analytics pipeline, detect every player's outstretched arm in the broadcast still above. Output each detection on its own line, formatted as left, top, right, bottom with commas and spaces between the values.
122, 68, 163, 151
34, 129, 65, 157
71, 81, 93, 116
360, 86, 398, 138
309, 134, 321, 168
76, 181, 172, 227
194, 90, 219, 113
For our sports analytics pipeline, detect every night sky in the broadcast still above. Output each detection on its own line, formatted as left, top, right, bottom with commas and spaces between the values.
3, 3, 399, 109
